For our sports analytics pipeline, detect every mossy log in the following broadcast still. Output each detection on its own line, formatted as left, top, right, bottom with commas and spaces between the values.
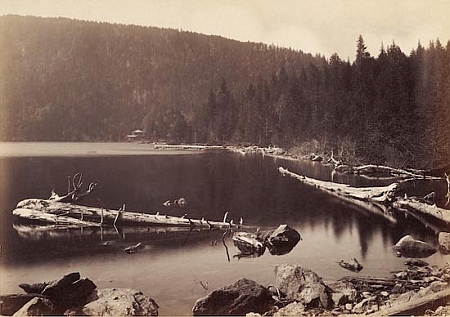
13, 198, 236, 229
278, 167, 398, 222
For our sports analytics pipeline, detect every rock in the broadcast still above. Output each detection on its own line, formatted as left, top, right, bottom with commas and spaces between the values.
352, 296, 376, 314
246, 313, 262, 317
337, 258, 363, 272
394, 235, 437, 258
438, 232, 450, 254
327, 280, 358, 306
404, 258, 429, 267
82, 288, 159, 316
192, 278, 274, 315
274, 264, 331, 309
42, 272, 81, 297
12, 297, 56, 316
56, 278, 97, 309
273, 302, 306, 316
263, 224, 301, 255
18, 282, 51, 294
0, 294, 43, 316
380, 291, 389, 297
232, 232, 266, 257
345, 303, 353, 310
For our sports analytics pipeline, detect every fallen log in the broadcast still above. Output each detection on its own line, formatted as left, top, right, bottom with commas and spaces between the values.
393, 198, 450, 225
352, 165, 442, 180
373, 287, 450, 316
13, 198, 238, 230
278, 167, 398, 223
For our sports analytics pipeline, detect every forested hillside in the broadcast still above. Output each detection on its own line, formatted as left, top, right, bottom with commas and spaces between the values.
1, 15, 449, 168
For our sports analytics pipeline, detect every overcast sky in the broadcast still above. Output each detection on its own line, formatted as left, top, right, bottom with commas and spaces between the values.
1, 0, 449, 61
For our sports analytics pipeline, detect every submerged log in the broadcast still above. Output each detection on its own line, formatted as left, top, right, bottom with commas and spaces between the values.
278, 167, 398, 222
13, 198, 237, 230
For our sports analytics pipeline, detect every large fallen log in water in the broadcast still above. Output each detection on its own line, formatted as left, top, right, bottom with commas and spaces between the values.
13, 198, 237, 230
393, 198, 450, 225
278, 167, 398, 223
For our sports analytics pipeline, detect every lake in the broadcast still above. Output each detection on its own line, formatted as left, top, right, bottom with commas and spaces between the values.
0, 142, 448, 315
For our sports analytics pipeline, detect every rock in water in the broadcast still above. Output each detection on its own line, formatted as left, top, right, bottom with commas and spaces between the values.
192, 278, 274, 315
274, 264, 331, 309
82, 289, 159, 316
394, 235, 437, 258
264, 224, 301, 255
438, 232, 450, 254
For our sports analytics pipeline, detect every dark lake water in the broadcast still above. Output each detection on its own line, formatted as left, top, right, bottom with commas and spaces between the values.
0, 142, 449, 315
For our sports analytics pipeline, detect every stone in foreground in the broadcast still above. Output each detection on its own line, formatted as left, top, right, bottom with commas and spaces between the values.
274, 264, 331, 309
81, 288, 159, 316
192, 278, 274, 315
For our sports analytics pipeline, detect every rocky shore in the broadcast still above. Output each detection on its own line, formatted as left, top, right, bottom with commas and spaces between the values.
193, 261, 450, 316
0, 272, 159, 316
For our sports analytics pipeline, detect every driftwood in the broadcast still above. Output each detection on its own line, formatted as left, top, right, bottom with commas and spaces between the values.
351, 165, 442, 180
278, 167, 398, 222
49, 173, 97, 203
13, 198, 239, 230
373, 288, 450, 316
393, 198, 450, 225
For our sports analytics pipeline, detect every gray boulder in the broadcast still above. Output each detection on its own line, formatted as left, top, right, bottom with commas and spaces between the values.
81, 288, 159, 316
394, 235, 437, 258
274, 264, 331, 309
438, 232, 450, 254
192, 278, 274, 315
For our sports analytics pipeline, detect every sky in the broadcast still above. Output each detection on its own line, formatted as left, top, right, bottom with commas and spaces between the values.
1, 0, 449, 61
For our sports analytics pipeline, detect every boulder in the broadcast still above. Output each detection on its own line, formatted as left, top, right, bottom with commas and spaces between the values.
0, 294, 43, 316
41, 272, 81, 297
262, 224, 301, 255
81, 288, 159, 316
55, 278, 97, 309
394, 235, 437, 258
274, 264, 331, 309
438, 232, 450, 254
327, 280, 359, 307
192, 278, 274, 315
19, 282, 51, 294
12, 297, 56, 316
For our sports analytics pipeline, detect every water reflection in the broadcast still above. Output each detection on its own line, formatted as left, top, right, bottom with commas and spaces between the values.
1, 145, 449, 315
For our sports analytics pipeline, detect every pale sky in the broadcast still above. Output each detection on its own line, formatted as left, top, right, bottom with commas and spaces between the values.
1, 0, 449, 61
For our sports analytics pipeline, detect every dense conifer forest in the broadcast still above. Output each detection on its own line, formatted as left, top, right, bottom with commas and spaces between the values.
1, 15, 449, 168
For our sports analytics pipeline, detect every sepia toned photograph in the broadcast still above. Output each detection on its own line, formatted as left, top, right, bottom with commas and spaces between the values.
0, 1, 449, 315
